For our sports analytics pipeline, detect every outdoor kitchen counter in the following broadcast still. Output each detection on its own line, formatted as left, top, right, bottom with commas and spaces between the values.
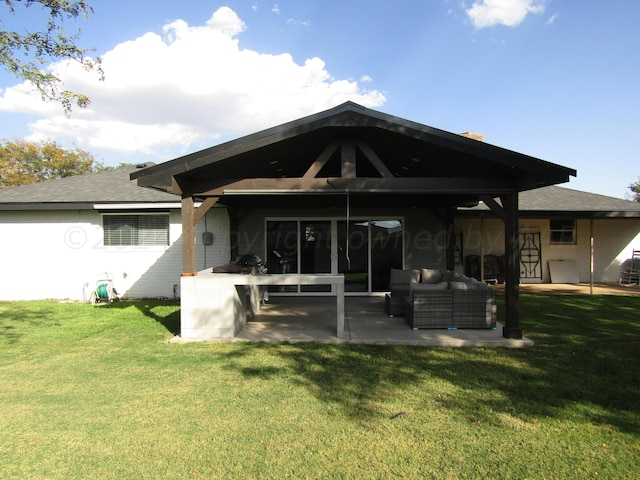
180, 271, 345, 340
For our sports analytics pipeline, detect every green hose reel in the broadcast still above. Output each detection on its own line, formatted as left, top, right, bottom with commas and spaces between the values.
96, 283, 110, 300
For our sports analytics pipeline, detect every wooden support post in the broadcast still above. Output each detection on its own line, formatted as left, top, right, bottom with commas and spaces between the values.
501, 190, 522, 339
182, 196, 196, 276
444, 207, 456, 271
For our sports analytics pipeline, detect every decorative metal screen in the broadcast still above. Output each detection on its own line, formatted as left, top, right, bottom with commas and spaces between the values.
519, 231, 542, 279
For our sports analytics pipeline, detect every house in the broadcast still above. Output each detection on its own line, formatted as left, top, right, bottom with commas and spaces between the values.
456, 186, 640, 284
1, 102, 639, 338
0, 166, 229, 301
128, 101, 636, 340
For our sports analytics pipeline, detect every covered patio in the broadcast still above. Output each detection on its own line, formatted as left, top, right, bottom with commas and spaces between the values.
172, 295, 534, 347
133, 102, 576, 342
169, 282, 639, 346
232, 296, 533, 348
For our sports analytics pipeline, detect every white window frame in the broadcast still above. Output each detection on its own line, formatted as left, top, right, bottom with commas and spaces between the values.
549, 219, 576, 245
102, 213, 170, 247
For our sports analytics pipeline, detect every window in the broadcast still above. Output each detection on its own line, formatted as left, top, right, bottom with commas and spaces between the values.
103, 214, 169, 246
549, 219, 576, 245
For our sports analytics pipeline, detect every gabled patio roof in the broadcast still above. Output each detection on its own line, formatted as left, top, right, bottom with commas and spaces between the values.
132, 101, 576, 207
132, 102, 578, 341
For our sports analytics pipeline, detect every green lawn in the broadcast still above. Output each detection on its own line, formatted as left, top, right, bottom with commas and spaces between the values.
1, 295, 639, 479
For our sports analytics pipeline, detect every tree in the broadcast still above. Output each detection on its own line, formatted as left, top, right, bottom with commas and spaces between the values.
629, 179, 640, 202
0, 0, 103, 114
0, 138, 103, 188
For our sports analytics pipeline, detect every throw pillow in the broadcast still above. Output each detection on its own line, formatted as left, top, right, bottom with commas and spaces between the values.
421, 268, 443, 284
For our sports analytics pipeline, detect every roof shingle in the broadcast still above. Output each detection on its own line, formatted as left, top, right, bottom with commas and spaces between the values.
0, 166, 179, 208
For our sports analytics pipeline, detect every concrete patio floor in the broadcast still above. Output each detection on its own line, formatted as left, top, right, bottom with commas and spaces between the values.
233, 295, 533, 348
178, 283, 638, 347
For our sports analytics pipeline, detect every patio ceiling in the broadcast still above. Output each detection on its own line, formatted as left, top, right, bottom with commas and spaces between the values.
131, 102, 576, 207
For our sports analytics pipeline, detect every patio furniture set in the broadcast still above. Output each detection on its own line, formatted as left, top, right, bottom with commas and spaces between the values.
385, 268, 497, 330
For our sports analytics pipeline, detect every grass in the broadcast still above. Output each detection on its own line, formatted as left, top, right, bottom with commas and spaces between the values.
1, 295, 639, 479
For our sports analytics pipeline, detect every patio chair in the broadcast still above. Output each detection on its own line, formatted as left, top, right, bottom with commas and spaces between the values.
482, 255, 503, 284
619, 250, 640, 286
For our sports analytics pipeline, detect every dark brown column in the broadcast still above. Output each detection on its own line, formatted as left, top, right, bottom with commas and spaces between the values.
181, 196, 196, 276
501, 190, 522, 339
444, 206, 456, 271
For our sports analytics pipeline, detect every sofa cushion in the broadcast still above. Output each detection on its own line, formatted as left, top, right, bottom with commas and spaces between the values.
449, 281, 478, 290
441, 270, 462, 282
421, 268, 443, 284
389, 268, 420, 285
410, 281, 449, 291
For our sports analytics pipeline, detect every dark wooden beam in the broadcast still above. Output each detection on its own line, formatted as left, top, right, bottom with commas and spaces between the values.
169, 177, 182, 195
302, 141, 340, 180
480, 195, 507, 222
501, 190, 522, 339
192, 177, 514, 197
193, 197, 220, 225
356, 141, 394, 178
341, 141, 357, 178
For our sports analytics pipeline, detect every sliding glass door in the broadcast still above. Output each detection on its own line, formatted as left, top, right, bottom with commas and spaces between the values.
337, 220, 368, 292
300, 221, 332, 292
370, 220, 404, 291
265, 218, 403, 294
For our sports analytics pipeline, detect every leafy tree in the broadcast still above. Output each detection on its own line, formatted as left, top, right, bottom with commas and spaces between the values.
0, 0, 103, 114
0, 138, 102, 188
629, 178, 640, 202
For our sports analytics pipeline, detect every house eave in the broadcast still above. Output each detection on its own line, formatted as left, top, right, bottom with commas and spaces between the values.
456, 209, 640, 219
0, 201, 184, 211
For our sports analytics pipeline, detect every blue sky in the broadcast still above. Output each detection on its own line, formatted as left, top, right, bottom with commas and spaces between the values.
1, 0, 639, 198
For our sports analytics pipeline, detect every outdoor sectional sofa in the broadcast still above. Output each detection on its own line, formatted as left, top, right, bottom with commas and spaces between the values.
385, 268, 497, 330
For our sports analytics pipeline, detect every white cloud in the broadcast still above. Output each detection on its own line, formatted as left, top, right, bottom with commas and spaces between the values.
287, 18, 311, 28
545, 13, 559, 26
0, 6, 385, 158
466, 0, 546, 29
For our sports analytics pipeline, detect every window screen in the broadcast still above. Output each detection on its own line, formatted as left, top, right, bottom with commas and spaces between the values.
103, 214, 169, 246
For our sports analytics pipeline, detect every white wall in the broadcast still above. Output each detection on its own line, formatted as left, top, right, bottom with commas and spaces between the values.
592, 219, 640, 282
0, 207, 230, 301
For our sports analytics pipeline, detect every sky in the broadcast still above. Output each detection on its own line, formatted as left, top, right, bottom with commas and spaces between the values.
1, 0, 639, 199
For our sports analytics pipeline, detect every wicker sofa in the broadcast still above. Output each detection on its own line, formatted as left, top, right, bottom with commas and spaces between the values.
385, 268, 497, 329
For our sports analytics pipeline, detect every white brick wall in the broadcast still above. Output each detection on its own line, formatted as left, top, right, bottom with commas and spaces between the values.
0, 206, 230, 301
